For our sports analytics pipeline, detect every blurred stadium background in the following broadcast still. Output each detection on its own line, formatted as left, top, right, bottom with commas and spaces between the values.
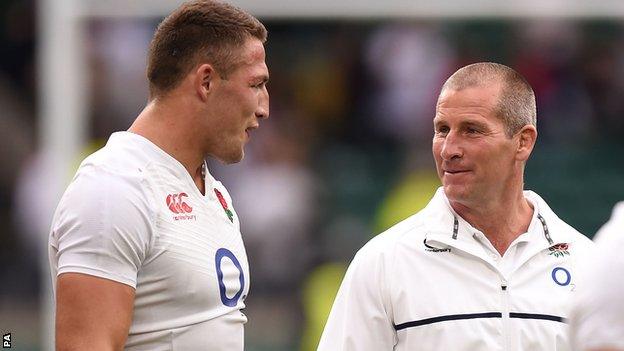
2, 0, 624, 350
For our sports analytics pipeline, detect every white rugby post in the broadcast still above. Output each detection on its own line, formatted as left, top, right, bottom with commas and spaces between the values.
38, 1, 87, 350
38, 0, 624, 349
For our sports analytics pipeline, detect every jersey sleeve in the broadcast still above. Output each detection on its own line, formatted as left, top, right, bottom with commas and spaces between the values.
50, 167, 154, 289
317, 240, 397, 350
569, 202, 624, 350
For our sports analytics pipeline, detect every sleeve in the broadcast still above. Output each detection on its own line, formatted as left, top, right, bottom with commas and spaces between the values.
50, 168, 154, 289
317, 241, 397, 351
569, 204, 624, 350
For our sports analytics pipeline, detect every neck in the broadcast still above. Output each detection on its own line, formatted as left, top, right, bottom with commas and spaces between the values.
128, 97, 206, 194
449, 184, 534, 256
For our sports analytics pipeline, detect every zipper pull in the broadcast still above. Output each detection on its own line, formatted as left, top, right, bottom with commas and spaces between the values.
501, 279, 508, 291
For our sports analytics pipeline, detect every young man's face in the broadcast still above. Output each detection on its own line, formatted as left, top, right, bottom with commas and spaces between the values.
432, 83, 521, 208
205, 37, 269, 164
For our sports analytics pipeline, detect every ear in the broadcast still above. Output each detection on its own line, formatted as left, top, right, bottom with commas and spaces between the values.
516, 125, 537, 162
194, 63, 218, 102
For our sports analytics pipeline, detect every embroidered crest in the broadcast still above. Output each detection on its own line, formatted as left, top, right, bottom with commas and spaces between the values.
548, 243, 570, 258
214, 188, 234, 223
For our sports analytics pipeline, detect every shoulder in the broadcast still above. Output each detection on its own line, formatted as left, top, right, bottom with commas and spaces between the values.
70, 133, 159, 204
594, 201, 624, 246
347, 188, 452, 274
551, 217, 593, 249
353, 210, 428, 266
526, 190, 593, 249
66, 160, 151, 211
355, 189, 451, 262
52, 142, 156, 238
80, 132, 157, 175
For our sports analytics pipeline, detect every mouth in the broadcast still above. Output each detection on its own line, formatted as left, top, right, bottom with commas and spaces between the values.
245, 124, 259, 139
443, 169, 470, 176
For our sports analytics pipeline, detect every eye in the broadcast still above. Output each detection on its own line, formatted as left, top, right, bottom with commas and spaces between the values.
252, 79, 268, 89
435, 125, 450, 135
465, 125, 484, 135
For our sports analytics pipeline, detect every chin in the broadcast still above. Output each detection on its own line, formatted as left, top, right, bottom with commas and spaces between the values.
219, 150, 245, 165
442, 184, 469, 202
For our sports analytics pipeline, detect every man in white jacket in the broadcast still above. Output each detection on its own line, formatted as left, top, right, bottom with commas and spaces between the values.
318, 62, 593, 351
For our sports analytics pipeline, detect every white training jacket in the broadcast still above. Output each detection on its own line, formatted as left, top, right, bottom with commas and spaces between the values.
569, 201, 624, 351
318, 187, 593, 351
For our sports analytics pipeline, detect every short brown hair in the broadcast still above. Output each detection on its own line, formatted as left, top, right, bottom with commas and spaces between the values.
438, 62, 536, 137
147, 0, 267, 98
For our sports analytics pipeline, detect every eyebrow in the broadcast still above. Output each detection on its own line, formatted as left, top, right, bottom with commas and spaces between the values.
462, 120, 488, 129
433, 117, 446, 127
433, 118, 488, 129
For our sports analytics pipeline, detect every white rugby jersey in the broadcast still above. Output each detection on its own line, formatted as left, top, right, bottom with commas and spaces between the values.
319, 188, 593, 351
569, 202, 624, 351
49, 132, 250, 350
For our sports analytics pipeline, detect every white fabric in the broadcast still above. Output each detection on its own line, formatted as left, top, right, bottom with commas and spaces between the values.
49, 132, 249, 350
319, 187, 594, 351
569, 202, 624, 351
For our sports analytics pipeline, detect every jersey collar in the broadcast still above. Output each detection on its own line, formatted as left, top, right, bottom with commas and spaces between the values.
110, 131, 216, 191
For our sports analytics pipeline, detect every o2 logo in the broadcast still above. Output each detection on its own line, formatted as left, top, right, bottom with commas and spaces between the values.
215, 248, 245, 307
551, 267, 571, 286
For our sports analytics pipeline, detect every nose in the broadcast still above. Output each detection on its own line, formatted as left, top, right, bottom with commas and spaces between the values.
256, 87, 269, 120
440, 132, 463, 161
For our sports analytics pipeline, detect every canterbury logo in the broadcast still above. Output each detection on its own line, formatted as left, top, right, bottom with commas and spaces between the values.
166, 193, 193, 214
423, 238, 451, 253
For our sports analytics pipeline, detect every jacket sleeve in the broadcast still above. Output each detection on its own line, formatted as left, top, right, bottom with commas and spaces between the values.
317, 241, 396, 350
569, 202, 624, 351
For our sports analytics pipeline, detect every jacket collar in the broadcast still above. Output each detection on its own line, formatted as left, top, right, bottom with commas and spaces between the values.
422, 187, 570, 250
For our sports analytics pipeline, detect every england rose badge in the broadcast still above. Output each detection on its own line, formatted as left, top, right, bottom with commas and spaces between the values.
214, 188, 234, 223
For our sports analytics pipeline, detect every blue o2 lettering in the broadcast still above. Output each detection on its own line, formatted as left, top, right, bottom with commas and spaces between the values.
215, 248, 245, 307
551, 267, 571, 286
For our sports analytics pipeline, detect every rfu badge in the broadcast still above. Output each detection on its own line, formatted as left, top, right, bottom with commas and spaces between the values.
548, 243, 570, 258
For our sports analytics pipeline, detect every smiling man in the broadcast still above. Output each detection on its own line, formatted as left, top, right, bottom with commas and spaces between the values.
49, 1, 269, 350
318, 62, 593, 350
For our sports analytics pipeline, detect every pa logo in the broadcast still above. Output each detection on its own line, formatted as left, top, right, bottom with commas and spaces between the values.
3, 332, 11, 348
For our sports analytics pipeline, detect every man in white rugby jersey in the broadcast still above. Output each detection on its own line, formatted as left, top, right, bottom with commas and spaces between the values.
318, 63, 594, 350
48, 1, 269, 349
569, 202, 624, 351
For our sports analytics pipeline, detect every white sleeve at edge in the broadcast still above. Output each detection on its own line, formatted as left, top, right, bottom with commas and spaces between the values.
50, 169, 153, 289
317, 243, 396, 351
570, 202, 624, 351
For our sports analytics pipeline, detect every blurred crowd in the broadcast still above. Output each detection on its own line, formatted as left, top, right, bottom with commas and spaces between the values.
1, 1, 624, 349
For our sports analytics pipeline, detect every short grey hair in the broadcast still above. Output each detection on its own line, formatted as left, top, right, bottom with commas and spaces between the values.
438, 62, 537, 137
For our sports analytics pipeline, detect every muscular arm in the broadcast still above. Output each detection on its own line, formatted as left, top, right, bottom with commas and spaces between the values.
56, 273, 135, 351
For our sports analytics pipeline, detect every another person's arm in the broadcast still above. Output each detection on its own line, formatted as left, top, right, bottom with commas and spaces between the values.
56, 273, 135, 351
569, 203, 624, 351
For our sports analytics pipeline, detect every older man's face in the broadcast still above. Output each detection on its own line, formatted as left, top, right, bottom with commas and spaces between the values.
432, 84, 520, 208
